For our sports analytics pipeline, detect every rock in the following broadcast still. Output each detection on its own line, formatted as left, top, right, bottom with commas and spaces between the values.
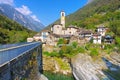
110, 52, 120, 63
43, 55, 72, 75
43, 44, 54, 52
38, 73, 48, 80
71, 54, 108, 80
43, 56, 56, 71
54, 61, 60, 72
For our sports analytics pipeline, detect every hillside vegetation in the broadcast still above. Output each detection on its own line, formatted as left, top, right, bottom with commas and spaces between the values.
66, 0, 120, 24
69, 0, 120, 33
44, 0, 120, 54
0, 14, 36, 44
67, 0, 120, 51
46, 0, 120, 36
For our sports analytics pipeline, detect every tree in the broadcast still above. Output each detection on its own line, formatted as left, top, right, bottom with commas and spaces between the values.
72, 42, 78, 48
90, 49, 99, 57
115, 36, 120, 46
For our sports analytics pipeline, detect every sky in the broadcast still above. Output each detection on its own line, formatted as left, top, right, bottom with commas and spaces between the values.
0, 0, 91, 26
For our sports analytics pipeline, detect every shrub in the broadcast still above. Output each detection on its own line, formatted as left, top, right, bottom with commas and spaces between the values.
115, 36, 120, 46
72, 41, 78, 48
50, 51, 59, 57
77, 47, 85, 53
59, 50, 64, 57
57, 38, 68, 45
90, 49, 99, 57
43, 51, 50, 56
44, 71, 74, 80
57, 38, 64, 45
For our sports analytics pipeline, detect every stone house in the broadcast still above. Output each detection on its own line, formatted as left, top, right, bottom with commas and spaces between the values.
92, 33, 102, 44
51, 24, 78, 36
33, 35, 41, 41
41, 31, 49, 37
65, 26, 78, 36
46, 33, 71, 46
79, 30, 93, 41
104, 35, 114, 44
97, 26, 107, 36
27, 38, 34, 42
45, 34, 58, 46
38, 30, 50, 42
51, 24, 63, 35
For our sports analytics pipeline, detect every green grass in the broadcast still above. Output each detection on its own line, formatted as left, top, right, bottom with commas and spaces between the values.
43, 71, 74, 80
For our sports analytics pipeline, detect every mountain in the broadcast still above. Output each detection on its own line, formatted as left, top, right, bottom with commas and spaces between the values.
0, 14, 36, 44
46, 0, 120, 31
65, 0, 120, 25
66, 0, 120, 36
0, 4, 45, 32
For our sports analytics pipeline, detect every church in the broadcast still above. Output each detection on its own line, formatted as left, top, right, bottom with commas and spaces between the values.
51, 11, 78, 36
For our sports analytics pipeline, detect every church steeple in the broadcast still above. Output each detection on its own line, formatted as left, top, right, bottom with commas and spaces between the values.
60, 11, 65, 28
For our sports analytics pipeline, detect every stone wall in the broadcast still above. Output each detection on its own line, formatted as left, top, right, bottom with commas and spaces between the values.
0, 45, 43, 80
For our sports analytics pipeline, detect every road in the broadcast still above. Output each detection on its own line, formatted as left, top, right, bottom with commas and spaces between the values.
0, 42, 41, 67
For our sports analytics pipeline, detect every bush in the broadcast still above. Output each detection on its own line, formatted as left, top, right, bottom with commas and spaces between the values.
49, 52, 57, 57
77, 47, 85, 53
115, 36, 120, 46
43, 51, 50, 56
57, 38, 64, 45
90, 49, 99, 57
43, 51, 59, 57
44, 71, 74, 80
59, 50, 64, 57
72, 42, 78, 48
65, 46, 73, 54
57, 38, 68, 45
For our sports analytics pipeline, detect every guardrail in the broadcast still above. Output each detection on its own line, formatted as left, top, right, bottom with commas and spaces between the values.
0, 42, 41, 67
0, 42, 33, 49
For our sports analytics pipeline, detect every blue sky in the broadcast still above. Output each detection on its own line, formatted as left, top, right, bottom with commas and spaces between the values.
0, 0, 90, 26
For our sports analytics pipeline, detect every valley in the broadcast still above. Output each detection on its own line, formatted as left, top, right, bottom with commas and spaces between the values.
0, 0, 120, 80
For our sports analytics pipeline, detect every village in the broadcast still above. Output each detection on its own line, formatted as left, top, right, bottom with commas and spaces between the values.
26, 11, 120, 80
28, 11, 114, 47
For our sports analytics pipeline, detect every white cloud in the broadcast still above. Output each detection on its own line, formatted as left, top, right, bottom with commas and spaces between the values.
0, 0, 14, 5
0, 0, 41, 22
15, 5, 32, 15
31, 15, 40, 22
16, 5, 40, 22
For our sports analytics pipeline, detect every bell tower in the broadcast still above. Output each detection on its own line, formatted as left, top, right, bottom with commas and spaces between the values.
61, 11, 65, 28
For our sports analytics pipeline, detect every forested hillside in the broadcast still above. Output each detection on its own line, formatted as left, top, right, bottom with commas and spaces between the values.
66, 0, 120, 47
47, 0, 120, 36
0, 4, 45, 32
66, 0, 120, 24
0, 14, 36, 44
68, 0, 120, 34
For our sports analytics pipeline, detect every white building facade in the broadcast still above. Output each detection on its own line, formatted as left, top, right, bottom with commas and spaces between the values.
93, 33, 102, 44
65, 26, 78, 35
97, 26, 106, 36
52, 24, 63, 35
